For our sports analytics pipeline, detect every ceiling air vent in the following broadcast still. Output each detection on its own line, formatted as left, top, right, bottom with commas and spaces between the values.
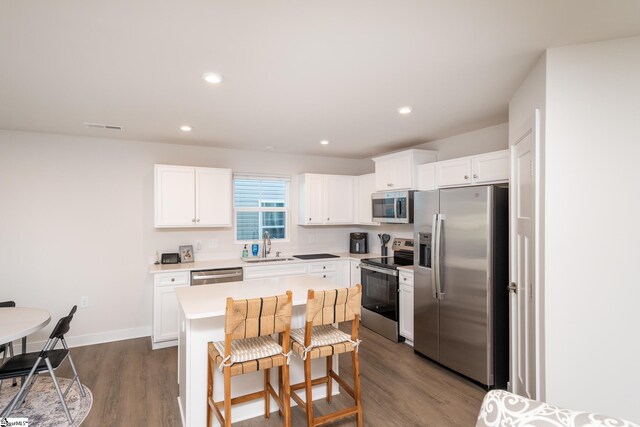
84, 122, 124, 130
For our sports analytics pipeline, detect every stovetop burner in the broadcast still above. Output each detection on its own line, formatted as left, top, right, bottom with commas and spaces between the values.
361, 237, 414, 270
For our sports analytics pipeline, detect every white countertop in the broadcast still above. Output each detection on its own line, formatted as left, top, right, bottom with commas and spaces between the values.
175, 275, 345, 319
149, 251, 383, 274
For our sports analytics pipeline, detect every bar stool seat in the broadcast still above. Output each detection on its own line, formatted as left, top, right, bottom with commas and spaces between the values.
290, 325, 359, 360
208, 337, 289, 377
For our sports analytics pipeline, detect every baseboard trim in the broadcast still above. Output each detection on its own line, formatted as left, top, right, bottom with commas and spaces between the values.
152, 339, 178, 350
14, 326, 152, 353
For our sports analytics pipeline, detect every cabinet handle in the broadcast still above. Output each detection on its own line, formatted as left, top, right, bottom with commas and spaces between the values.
473, 174, 478, 179
323, 274, 326, 278
171, 278, 175, 282
196, 218, 200, 222
323, 266, 326, 269
403, 277, 407, 281
309, 217, 311, 221
327, 218, 330, 221
192, 218, 196, 223
464, 175, 469, 180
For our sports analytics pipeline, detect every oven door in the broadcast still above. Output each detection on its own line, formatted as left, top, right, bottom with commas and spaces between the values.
360, 264, 399, 321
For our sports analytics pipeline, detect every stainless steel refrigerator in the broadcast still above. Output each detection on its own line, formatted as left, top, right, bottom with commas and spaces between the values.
414, 185, 509, 388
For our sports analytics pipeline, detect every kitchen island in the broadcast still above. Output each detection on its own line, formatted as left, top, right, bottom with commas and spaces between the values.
175, 275, 349, 427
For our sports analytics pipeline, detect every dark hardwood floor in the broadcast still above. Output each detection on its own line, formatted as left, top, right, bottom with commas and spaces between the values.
58, 326, 485, 426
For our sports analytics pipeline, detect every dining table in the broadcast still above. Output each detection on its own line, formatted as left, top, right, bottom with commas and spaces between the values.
0, 307, 51, 355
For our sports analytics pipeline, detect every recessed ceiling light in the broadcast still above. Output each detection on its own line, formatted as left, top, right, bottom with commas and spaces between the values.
397, 106, 413, 115
320, 140, 330, 145
180, 125, 192, 132
202, 73, 223, 84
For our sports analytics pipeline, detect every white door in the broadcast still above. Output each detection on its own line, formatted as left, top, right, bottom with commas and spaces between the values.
510, 112, 539, 399
155, 165, 195, 227
325, 175, 354, 224
195, 167, 232, 226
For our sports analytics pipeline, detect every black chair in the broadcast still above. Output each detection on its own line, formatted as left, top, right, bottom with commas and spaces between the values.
0, 301, 17, 388
0, 306, 85, 423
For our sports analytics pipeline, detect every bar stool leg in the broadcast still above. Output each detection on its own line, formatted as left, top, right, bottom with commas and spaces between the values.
352, 351, 363, 427
326, 355, 333, 403
224, 367, 232, 427
264, 368, 270, 418
304, 356, 314, 426
282, 362, 291, 427
207, 357, 213, 427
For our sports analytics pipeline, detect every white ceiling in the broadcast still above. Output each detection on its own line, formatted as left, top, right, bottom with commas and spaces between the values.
1, 1, 640, 158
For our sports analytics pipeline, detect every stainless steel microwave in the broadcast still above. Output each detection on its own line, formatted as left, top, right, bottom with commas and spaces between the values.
371, 190, 414, 223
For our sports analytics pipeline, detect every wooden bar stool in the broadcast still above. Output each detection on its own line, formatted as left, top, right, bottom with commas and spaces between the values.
207, 291, 293, 427
289, 284, 363, 427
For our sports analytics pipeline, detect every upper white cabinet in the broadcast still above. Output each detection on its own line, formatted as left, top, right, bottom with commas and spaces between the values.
298, 174, 355, 225
155, 164, 232, 228
417, 163, 437, 191
434, 150, 509, 188
355, 173, 379, 225
372, 149, 437, 191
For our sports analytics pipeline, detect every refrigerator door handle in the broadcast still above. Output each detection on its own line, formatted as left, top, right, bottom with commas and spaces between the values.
431, 214, 438, 299
435, 213, 445, 299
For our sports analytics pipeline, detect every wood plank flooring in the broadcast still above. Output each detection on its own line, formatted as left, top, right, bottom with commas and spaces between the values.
57, 326, 486, 426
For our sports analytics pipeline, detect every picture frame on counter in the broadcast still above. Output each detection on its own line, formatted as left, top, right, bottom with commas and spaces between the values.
179, 245, 194, 263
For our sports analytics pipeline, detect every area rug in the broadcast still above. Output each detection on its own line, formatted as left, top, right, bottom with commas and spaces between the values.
0, 376, 92, 426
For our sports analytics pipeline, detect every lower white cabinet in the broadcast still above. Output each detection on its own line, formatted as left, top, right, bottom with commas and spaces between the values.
350, 260, 361, 287
153, 271, 189, 348
398, 270, 414, 345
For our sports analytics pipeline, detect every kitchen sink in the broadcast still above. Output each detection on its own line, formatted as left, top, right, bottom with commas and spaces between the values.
241, 257, 296, 263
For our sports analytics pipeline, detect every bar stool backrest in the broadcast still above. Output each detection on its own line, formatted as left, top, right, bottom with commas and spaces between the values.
306, 284, 362, 326
225, 291, 292, 340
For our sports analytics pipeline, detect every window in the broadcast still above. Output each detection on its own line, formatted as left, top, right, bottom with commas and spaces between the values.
234, 175, 289, 241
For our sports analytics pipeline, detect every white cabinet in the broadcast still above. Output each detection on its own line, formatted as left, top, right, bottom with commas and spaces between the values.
372, 149, 437, 191
434, 150, 509, 188
350, 260, 361, 287
355, 173, 379, 225
472, 150, 510, 184
155, 164, 232, 228
243, 263, 309, 279
417, 163, 437, 191
398, 269, 414, 345
298, 174, 355, 225
153, 271, 189, 348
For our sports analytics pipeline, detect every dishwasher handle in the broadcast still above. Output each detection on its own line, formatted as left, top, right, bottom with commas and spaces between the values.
192, 272, 242, 280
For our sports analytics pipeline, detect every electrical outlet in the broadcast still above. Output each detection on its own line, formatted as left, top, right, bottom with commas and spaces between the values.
80, 296, 89, 308
195, 240, 202, 251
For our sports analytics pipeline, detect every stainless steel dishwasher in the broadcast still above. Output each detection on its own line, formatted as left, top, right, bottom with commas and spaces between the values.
190, 268, 243, 285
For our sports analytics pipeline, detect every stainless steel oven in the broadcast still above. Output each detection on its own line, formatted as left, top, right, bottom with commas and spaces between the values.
360, 238, 414, 342
371, 190, 414, 223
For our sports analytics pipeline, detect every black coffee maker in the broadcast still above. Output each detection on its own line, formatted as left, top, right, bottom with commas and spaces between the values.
349, 232, 368, 254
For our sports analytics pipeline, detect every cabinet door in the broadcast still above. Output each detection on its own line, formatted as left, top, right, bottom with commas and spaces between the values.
350, 260, 361, 287
155, 165, 195, 227
309, 272, 337, 282
374, 158, 394, 191
435, 158, 472, 188
304, 174, 325, 224
195, 168, 232, 226
472, 150, 509, 184
356, 173, 378, 225
153, 284, 188, 342
417, 163, 437, 191
325, 175, 355, 224
390, 156, 413, 189
399, 283, 414, 342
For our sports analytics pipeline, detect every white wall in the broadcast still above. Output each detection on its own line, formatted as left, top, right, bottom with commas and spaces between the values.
0, 130, 373, 346
544, 36, 640, 421
413, 122, 508, 160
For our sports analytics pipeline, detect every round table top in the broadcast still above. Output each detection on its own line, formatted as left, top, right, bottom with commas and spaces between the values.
0, 307, 51, 343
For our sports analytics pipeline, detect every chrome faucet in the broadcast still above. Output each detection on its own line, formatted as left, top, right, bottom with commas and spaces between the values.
261, 230, 271, 258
